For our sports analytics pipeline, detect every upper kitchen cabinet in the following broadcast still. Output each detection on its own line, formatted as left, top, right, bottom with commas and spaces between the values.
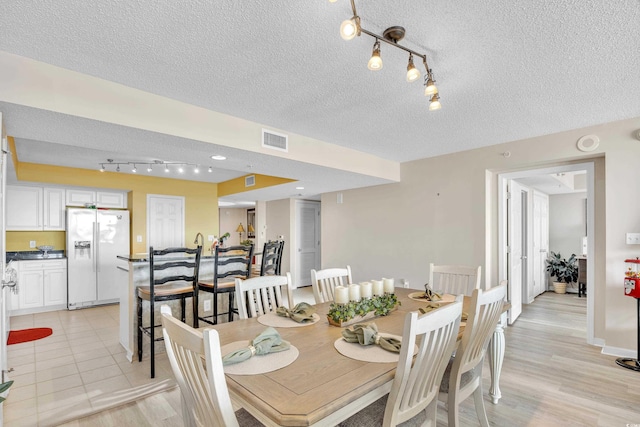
6, 186, 43, 230
43, 188, 66, 230
6, 186, 66, 231
66, 189, 127, 209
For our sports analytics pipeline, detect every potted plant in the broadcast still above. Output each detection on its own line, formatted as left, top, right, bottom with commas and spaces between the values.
545, 251, 578, 294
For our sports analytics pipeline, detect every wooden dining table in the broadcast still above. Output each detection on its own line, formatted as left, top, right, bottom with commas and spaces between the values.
208, 287, 507, 426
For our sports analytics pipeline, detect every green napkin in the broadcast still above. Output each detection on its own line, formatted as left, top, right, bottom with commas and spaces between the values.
276, 302, 317, 323
222, 327, 290, 365
419, 302, 442, 314
419, 303, 468, 321
423, 284, 442, 301
341, 322, 401, 353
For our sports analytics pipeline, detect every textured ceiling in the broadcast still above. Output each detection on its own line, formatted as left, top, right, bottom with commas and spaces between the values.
1, 0, 639, 204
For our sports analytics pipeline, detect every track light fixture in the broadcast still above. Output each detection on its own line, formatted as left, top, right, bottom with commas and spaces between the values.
428, 94, 441, 111
367, 39, 382, 71
406, 53, 420, 82
98, 159, 211, 176
332, 0, 441, 109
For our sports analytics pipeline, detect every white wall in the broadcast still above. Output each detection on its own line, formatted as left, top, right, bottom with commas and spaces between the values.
321, 116, 640, 354
549, 193, 587, 258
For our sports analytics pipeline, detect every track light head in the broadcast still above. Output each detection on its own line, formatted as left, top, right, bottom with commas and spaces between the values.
147, 165, 152, 172
132, 164, 137, 173
194, 166, 199, 174
116, 165, 120, 172
99, 164, 105, 172
429, 94, 441, 111
164, 164, 170, 173
424, 69, 438, 96
340, 16, 360, 40
367, 40, 383, 71
208, 166, 213, 173
406, 54, 420, 82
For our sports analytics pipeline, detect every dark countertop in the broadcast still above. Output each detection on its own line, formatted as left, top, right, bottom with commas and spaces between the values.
6, 250, 66, 262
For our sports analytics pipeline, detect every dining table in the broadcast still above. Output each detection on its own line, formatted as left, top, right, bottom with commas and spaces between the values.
209, 287, 508, 427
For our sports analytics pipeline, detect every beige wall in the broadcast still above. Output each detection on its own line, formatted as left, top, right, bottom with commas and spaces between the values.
549, 192, 587, 258
266, 199, 292, 283
321, 116, 640, 353
219, 208, 248, 247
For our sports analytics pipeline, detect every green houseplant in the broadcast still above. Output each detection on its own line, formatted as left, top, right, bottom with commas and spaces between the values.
545, 251, 578, 294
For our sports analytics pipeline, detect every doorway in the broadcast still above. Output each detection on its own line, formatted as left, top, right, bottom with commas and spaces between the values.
295, 200, 320, 288
498, 162, 594, 344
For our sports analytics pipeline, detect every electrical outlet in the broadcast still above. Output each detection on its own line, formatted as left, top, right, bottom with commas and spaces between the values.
29, 240, 36, 248
204, 299, 212, 312
136, 235, 142, 243
627, 233, 640, 244
208, 235, 214, 242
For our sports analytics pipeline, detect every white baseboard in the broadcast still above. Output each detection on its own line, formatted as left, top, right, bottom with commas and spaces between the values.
601, 345, 636, 359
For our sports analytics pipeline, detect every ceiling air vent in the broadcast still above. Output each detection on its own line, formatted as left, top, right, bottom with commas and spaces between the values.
245, 175, 256, 187
262, 129, 288, 152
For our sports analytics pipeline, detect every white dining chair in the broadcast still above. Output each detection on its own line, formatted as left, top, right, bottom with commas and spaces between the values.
428, 263, 481, 296
438, 283, 507, 427
235, 273, 294, 319
339, 300, 463, 426
160, 305, 262, 427
310, 265, 352, 304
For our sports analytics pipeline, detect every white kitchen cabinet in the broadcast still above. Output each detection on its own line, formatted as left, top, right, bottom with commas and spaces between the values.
18, 269, 44, 309
6, 186, 43, 230
44, 268, 67, 306
12, 259, 67, 314
43, 187, 66, 230
66, 189, 127, 208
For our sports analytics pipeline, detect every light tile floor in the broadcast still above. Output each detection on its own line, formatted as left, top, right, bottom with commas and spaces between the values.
4, 286, 316, 427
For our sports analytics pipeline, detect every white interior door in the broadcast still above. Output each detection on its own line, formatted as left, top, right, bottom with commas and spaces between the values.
147, 195, 184, 249
0, 113, 9, 420
295, 201, 320, 288
507, 180, 525, 323
532, 191, 549, 298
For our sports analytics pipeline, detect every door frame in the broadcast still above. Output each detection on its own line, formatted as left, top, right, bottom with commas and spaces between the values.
498, 161, 595, 344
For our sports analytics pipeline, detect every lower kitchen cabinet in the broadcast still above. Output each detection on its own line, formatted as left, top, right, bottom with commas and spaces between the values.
11, 259, 68, 315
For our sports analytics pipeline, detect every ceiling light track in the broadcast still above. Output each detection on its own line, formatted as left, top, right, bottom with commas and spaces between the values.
334, 0, 441, 110
98, 159, 208, 175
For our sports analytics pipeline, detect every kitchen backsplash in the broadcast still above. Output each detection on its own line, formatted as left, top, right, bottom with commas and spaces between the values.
6, 231, 66, 252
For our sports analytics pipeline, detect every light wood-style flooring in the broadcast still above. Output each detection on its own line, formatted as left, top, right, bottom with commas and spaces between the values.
58, 292, 640, 426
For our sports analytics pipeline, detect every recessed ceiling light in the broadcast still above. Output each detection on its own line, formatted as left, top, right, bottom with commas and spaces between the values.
296, 186, 305, 190
211, 155, 226, 161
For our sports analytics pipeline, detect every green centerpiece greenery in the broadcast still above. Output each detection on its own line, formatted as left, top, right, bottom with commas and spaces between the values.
327, 293, 400, 325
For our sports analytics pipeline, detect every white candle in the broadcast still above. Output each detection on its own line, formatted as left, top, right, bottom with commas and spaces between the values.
360, 282, 373, 299
334, 286, 349, 304
372, 280, 384, 296
383, 277, 395, 293
349, 284, 361, 302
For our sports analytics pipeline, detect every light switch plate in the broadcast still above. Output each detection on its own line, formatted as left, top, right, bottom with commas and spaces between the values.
626, 233, 640, 244
208, 235, 214, 242
29, 240, 36, 248
204, 300, 212, 312
136, 235, 142, 243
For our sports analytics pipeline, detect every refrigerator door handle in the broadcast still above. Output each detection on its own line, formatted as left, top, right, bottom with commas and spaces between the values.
96, 222, 100, 273
92, 222, 97, 273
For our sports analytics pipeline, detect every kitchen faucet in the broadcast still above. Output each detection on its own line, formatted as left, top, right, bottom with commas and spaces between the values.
193, 232, 204, 247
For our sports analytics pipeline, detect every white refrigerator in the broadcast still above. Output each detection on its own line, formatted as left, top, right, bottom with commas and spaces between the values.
67, 208, 130, 309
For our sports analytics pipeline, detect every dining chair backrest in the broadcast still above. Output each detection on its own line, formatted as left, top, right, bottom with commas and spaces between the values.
383, 300, 463, 426
235, 273, 293, 319
260, 241, 280, 276
428, 263, 481, 296
439, 283, 506, 427
214, 244, 253, 287
310, 265, 352, 304
161, 305, 239, 427
275, 240, 285, 275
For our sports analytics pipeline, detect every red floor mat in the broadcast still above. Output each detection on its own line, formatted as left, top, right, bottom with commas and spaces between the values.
7, 328, 52, 345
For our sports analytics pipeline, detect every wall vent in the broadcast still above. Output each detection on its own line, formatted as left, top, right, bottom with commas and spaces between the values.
245, 175, 256, 187
262, 129, 288, 152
